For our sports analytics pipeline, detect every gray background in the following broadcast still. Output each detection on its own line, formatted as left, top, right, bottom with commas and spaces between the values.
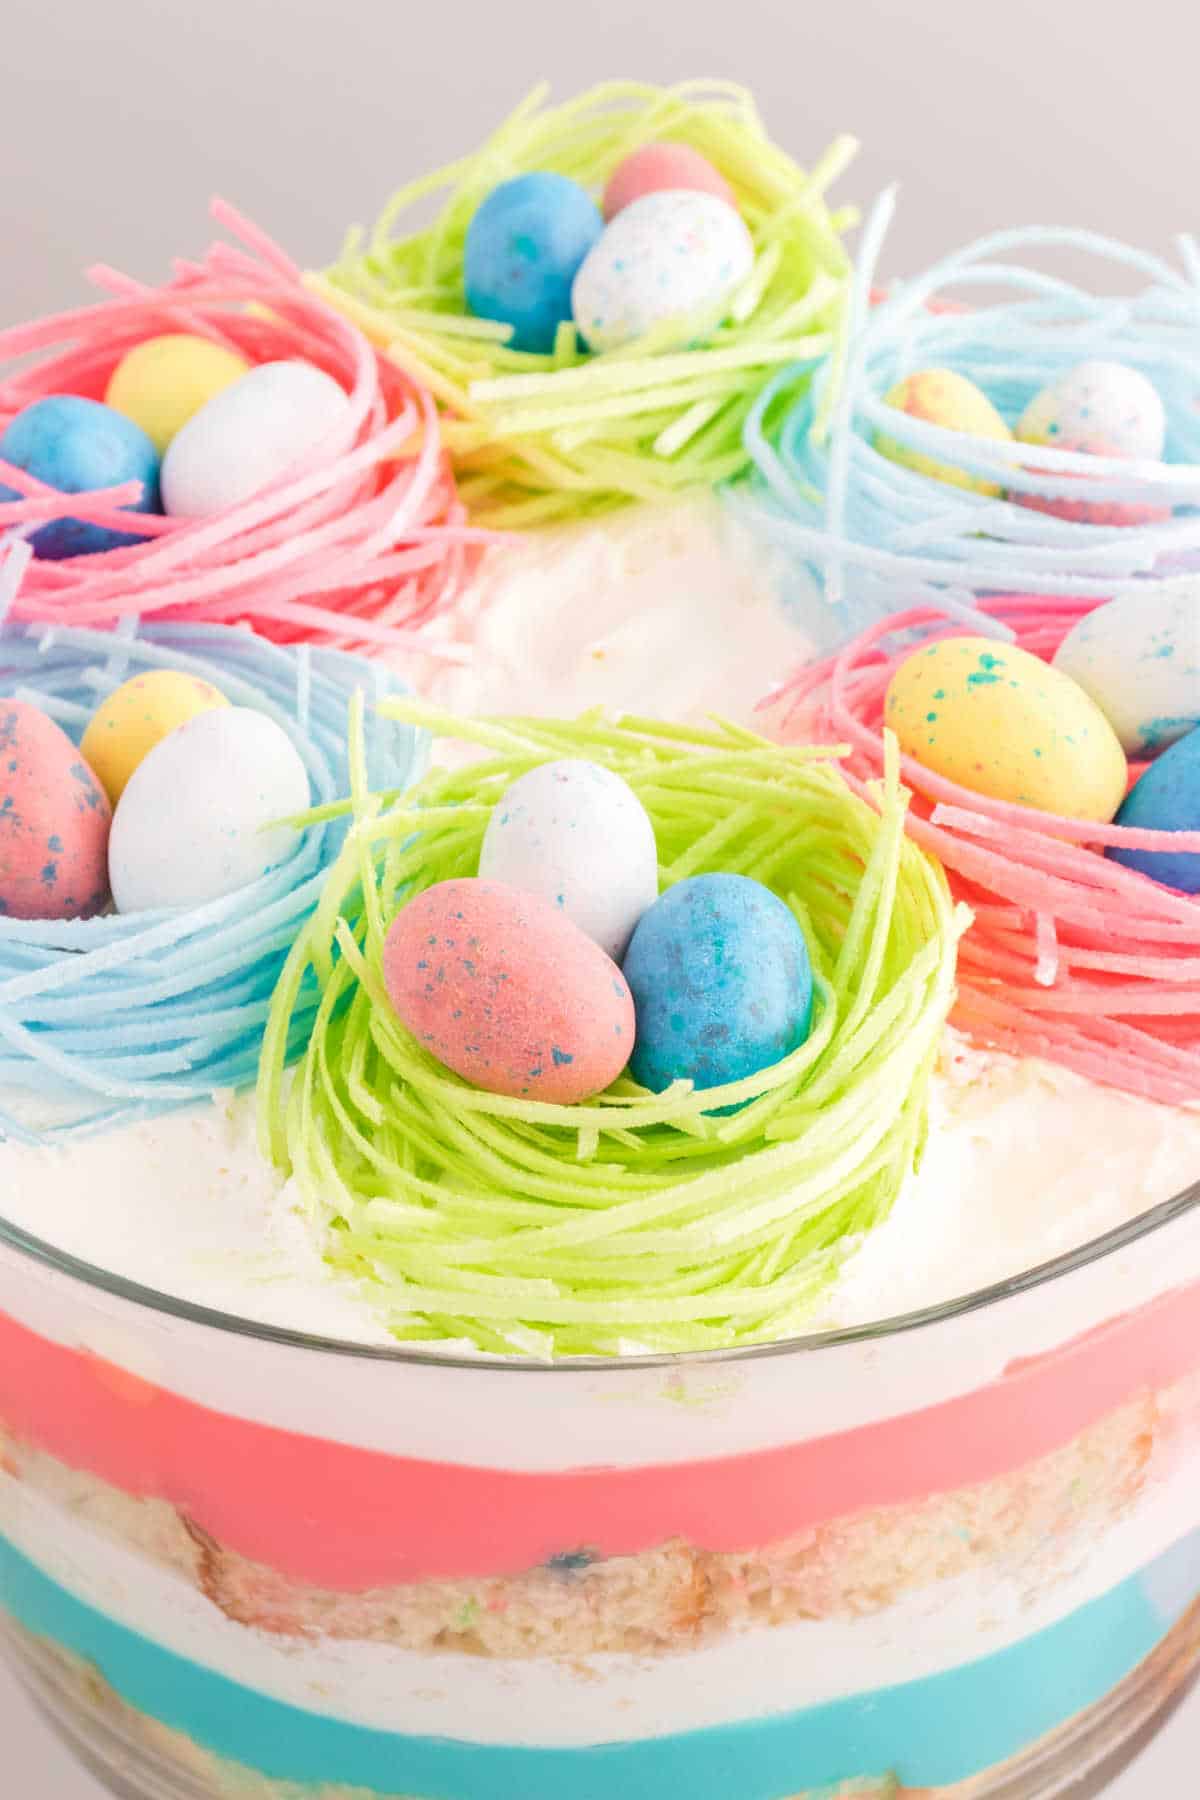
2, 0, 1197, 1791
4, 0, 1200, 311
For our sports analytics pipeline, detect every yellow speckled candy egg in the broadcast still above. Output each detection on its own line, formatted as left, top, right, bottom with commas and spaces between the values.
874, 368, 1013, 495
81, 669, 229, 805
105, 335, 251, 454
885, 636, 1128, 821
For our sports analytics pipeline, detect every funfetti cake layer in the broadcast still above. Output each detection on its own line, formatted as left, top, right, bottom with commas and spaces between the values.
3, 1496, 1200, 1799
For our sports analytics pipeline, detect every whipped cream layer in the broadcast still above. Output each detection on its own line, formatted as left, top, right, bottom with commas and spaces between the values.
423, 497, 811, 728
3, 1041, 1196, 1352
829, 1036, 1200, 1327
0, 1094, 393, 1347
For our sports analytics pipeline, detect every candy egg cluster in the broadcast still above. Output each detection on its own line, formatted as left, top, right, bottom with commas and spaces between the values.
886, 586, 1200, 892
0, 329, 351, 557
0, 669, 311, 921
462, 140, 754, 357
874, 356, 1171, 525
383, 755, 816, 1106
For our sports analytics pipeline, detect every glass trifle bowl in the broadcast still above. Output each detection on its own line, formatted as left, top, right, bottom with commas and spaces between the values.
2, 1160, 1200, 1800
3, 676, 1199, 1800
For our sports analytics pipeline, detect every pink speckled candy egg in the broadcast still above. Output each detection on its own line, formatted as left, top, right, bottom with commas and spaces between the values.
383, 878, 635, 1104
602, 142, 735, 220
572, 190, 755, 354
0, 701, 111, 920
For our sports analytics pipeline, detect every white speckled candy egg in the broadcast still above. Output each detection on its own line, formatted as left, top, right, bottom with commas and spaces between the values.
1053, 584, 1200, 756
1018, 360, 1166, 461
478, 759, 658, 961
160, 360, 351, 517
572, 190, 754, 354
109, 706, 311, 912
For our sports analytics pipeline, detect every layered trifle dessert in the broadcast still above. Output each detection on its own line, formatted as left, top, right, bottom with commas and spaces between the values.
1, 674, 1198, 1800
1, 81, 1199, 1800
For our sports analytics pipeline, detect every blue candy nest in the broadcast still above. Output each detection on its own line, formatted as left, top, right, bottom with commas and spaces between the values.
0, 622, 423, 1141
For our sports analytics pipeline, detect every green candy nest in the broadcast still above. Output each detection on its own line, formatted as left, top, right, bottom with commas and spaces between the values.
258, 709, 967, 1358
318, 81, 856, 526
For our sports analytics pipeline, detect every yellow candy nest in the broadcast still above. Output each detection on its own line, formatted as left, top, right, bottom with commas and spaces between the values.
258, 707, 967, 1358
316, 82, 857, 526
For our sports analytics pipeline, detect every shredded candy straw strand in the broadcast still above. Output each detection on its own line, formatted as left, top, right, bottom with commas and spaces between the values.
321, 83, 855, 525
259, 708, 966, 1356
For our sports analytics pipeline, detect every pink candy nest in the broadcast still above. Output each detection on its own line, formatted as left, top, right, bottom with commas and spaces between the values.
772, 596, 1200, 1105
0, 202, 487, 654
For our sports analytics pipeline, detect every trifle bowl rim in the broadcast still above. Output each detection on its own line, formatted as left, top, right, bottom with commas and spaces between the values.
1, 1158, 1197, 1372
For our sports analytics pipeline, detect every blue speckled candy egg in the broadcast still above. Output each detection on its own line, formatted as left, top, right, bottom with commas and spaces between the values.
1107, 726, 1200, 893
622, 872, 814, 1096
478, 758, 658, 961
464, 174, 604, 355
1053, 585, 1199, 757
572, 189, 755, 354
0, 395, 161, 558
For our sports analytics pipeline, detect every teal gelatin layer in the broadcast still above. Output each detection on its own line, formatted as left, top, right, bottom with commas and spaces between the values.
2, 1526, 1198, 1800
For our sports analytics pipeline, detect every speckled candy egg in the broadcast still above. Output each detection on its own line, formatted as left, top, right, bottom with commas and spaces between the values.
0, 395, 161, 558
0, 701, 111, 919
464, 173, 604, 355
1018, 360, 1165, 461
602, 142, 735, 219
1108, 726, 1200, 893
885, 636, 1128, 822
105, 334, 252, 454
1052, 585, 1199, 756
108, 706, 310, 913
874, 369, 1013, 496
1015, 359, 1168, 526
572, 190, 755, 354
383, 878, 634, 1103
622, 873, 814, 1096
160, 360, 351, 518
478, 758, 658, 960
81, 669, 230, 804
